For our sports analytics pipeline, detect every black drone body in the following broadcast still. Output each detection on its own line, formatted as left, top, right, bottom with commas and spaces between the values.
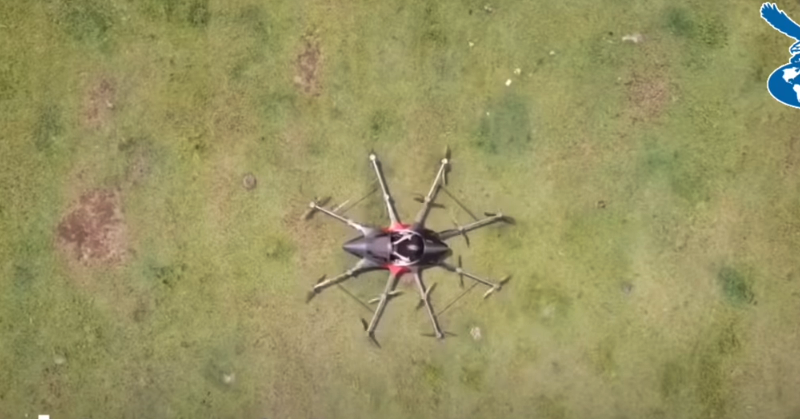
341, 227, 450, 269
304, 149, 513, 341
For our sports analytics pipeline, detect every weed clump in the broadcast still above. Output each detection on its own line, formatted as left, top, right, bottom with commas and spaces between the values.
717, 266, 755, 306
33, 105, 62, 152
663, 7, 728, 49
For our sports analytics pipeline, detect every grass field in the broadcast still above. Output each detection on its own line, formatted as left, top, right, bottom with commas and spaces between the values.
2, 0, 800, 418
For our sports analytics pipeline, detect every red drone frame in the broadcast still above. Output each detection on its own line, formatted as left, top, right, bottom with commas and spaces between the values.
304, 148, 513, 343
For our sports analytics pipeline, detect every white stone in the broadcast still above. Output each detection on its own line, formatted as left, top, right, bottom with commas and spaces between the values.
470, 326, 482, 341
621, 33, 644, 44
222, 373, 235, 385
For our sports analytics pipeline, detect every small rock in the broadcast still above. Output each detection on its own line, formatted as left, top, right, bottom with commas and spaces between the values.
54, 355, 66, 365
242, 173, 257, 191
470, 326, 482, 341
621, 282, 634, 295
513, 68, 521, 75
469, 41, 475, 48
549, 50, 556, 56
505, 79, 512, 86
222, 372, 235, 385
622, 33, 644, 44
596, 200, 606, 209
483, 4, 494, 13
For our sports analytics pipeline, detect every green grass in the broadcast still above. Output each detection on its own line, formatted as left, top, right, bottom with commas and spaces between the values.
1, 0, 800, 418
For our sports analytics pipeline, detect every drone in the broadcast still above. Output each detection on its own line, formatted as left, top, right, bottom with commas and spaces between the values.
303, 148, 513, 342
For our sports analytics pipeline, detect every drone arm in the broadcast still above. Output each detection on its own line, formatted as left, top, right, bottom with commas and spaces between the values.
413, 158, 449, 226
413, 271, 444, 339
437, 213, 505, 241
369, 153, 402, 226
312, 259, 375, 294
365, 271, 401, 338
308, 202, 372, 236
438, 262, 501, 291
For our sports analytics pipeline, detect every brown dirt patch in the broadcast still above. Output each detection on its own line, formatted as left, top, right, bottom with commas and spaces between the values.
56, 188, 128, 265
83, 78, 116, 129
39, 364, 66, 413
618, 38, 675, 125
624, 70, 671, 123
293, 36, 323, 96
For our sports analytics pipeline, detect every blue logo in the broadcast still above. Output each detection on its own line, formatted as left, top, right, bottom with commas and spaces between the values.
762, 3, 800, 108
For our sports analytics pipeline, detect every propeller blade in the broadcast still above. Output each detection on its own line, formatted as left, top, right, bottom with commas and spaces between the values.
413, 196, 425, 204
423, 330, 458, 338
430, 202, 445, 209
463, 232, 471, 247
339, 183, 379, 214
485, 212, 496, 217
503, 216, 517, 225
482, 287, 497, 299
443, 146, 451, 186
458, 256, 464, 288
426, 282, 437, 297
317, 196, 332, 207
360, 318, 368, 331
416, 299, 425, 310
315, 274, 326, 285
368, 297, 380, 304
331, 199, 350, 213
388, 290, 403, 298
421, 332, 446, 340
301, 207, 315, 221
499, 275, 512, 286
305, 291, 318, 303
368, 334, 382, 348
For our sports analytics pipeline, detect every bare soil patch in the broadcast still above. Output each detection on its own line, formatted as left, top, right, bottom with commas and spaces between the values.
293, 36, 323, 96
56, 188, 128, 265
624, 69, 670, 123
83, 77, 116, 129
618, 38, 674, 125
